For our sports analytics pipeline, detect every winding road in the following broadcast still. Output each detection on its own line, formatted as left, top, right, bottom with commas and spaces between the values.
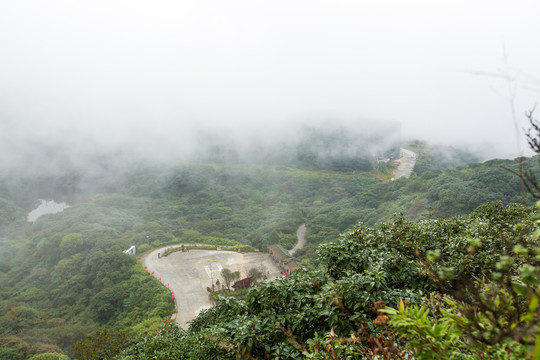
393, 148, 417, 180
289, 223, 306, 256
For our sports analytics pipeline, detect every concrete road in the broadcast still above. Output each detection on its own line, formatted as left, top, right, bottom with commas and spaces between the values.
141, 247, 283, 329
393, 148, 417, 180
289, 223, 306, 256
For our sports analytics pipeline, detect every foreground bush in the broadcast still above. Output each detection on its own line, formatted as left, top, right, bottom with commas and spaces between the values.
117, 202, 539, 359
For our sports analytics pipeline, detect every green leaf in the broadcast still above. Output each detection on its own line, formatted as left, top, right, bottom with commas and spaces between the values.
512, 282, 529, 297
529, 296, 539, 313
535, 332, 540, 360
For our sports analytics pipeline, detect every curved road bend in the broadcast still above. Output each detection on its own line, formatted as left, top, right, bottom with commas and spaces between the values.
394, 148, 417, 180
289, 223, 306, 256
142, 247, 282, 329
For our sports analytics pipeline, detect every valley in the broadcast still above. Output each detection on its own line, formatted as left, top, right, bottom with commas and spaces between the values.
0, 142, 538, 359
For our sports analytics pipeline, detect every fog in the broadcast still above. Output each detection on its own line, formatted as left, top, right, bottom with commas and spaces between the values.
1, 0, 540, 169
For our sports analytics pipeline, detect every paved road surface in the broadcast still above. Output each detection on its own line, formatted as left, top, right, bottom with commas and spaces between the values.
289, 223, 306, 256
142, 247, 282, 329
394, 148, 417, 179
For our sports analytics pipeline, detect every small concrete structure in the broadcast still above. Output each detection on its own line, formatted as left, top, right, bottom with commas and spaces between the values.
268, 244, 301, 275
123, 245, 136, 255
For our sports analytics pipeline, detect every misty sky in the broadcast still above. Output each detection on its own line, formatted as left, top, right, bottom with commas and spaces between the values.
1, 0, 539, 162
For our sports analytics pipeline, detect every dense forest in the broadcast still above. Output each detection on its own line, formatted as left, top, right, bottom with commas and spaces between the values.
0, 137, 539, 359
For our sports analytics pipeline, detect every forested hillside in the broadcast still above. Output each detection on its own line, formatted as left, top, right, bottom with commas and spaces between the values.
0, 141, 539, 359
116, 202, 540, 359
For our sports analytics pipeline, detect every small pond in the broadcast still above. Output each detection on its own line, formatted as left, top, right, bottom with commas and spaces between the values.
27, 199, 69, 223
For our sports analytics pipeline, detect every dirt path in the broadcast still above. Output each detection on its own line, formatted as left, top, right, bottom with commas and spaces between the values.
393, 148, 417, 180
289, 223, 306, 256
141, 247, 282, 329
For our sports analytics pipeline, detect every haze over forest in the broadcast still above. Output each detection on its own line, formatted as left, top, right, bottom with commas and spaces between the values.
3, 3, 540, 358
1, 0, 540, 169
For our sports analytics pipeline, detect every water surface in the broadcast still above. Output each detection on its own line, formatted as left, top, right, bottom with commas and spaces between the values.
27, 199, 69, 222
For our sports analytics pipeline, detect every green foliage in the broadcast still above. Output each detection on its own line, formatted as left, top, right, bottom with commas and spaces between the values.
408, 141, 480, 176
122, 221, 435, 358
384, 293, 532, 359
384, 298, 470, 359
1, 142, 539, 357
379, 204, 540, 359
425, 158, 540, 216
116, 325, 232, 359
290, 125, 377, 172
72, 328, 129, 360
0, 197, 26, 236
0, 195, 175, 357
59, 233, 83, 257
116, 201, 539, 359
209, 288, 250, 302
28, 353, 69, 360
247, 267, 265, 284
220, 268, 240, 291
